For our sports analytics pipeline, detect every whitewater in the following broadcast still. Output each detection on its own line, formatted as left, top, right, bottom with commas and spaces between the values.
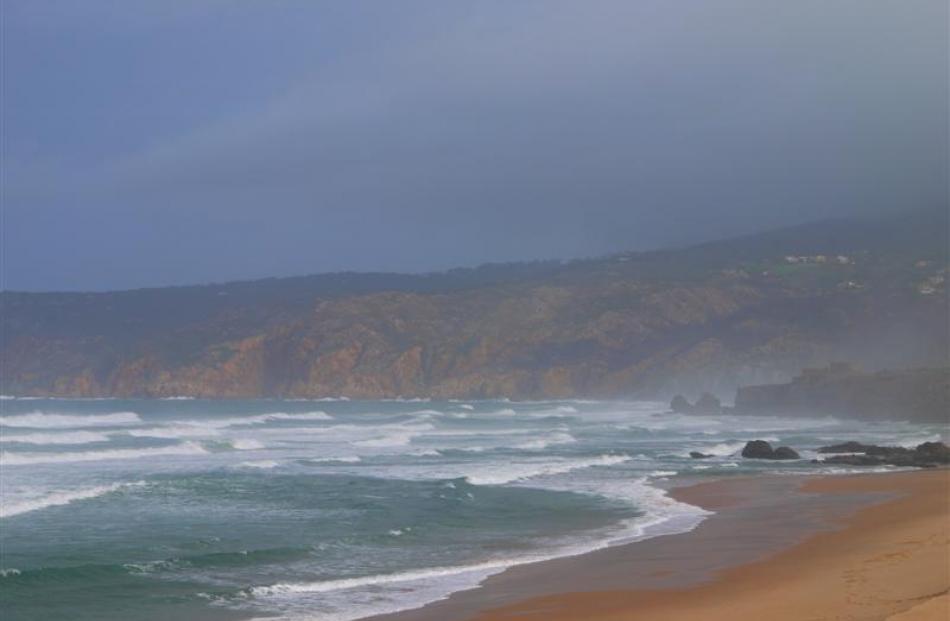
0, 397, 944, 621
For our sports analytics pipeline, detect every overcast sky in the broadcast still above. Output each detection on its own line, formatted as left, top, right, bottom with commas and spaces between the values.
2, 1, 947, 291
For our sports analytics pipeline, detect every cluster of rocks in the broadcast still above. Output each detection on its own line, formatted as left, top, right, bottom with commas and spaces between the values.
687, 440, 801, 460
815, 441, 950, 468
670, 393, 722, 415
740, 440, 800, 460
686, 439, 950, 468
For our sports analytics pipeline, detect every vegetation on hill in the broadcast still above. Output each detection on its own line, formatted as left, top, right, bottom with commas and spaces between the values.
2, 209, 946, 399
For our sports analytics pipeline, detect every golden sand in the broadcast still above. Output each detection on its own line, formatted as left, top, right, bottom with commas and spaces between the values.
467, 470, 949, 621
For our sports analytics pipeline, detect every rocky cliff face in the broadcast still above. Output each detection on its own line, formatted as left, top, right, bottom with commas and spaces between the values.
734, 364, 949, 423
3, 210, 947, 399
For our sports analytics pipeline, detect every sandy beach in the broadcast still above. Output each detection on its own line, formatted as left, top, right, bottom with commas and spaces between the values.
376, 469, 949, 621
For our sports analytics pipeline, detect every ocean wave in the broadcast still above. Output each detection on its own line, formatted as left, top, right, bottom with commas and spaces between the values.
682, 437, 779, 458
351, 422, 436, 448
514, 431, 577, 451
408, 449, 441, 457
113, 412, 334, 437
306, 455, 363, 463
249, 559, 519, 597
353, 432, 416, 448
0, 411, 141, 428
245, 472, 709, 621
0, 430, 112, 445
124, 425, 222, 439
190, 411, 334, 429
237, 460, 280, 469
0, 481, 145, 518
464, 454, 631, 486
228, 439, 265, 450
0, 441, 208, 465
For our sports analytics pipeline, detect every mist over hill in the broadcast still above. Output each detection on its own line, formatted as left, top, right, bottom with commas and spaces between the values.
2, 209, 947, 399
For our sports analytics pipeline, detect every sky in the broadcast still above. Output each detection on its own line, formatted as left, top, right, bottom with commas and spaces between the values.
2, 1, 947, 291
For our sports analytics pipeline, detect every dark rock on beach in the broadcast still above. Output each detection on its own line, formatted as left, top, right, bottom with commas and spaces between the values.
772, 446, 801, 460
916, 441, 950, 462
817, 441, 873, 454
821, 454, 888, 467
741, 440, 800, 460
689, 451, 713, 459
741, 440, 775, 459
816, 441, 950, 468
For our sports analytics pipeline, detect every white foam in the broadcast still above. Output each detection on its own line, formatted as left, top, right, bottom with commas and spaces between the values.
0, 430, 112, 445
244, 471, 709, 621
237, 460, 280, 469
260, 411, 333, 422
408, 449, 441, 457
0, 441, 208, 465
353, 432, 415, 448
304, 456, 362, 463
228, 439, 265, 450
464, 454, 631, 486
489, 408, 517, 416
172, 411, 333, 431
124, 425, 222, 439
895, 433, 943, 448
515, 431, 577, 450
250, 560, 518, 597
351, 423, 435, 448
0, 411, 141, 428
0, 481, 145, 518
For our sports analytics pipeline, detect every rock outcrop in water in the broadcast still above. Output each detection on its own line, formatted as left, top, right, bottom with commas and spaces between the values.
670, 395, 692, 413
741, 440, 801, 460
669, 393, 722, 414
815, 441, 950, 468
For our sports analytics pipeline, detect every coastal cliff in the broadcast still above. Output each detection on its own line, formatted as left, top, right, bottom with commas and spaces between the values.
734, 364, 949, 423
2, 210, 947, 399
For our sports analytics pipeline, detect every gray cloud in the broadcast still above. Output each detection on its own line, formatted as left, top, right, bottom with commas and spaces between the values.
3, 0, 947, 290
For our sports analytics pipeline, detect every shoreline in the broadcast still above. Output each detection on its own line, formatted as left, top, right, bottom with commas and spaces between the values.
371, 469, 949, 621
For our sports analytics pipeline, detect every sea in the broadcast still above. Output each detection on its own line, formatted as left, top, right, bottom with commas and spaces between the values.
0, 396, 945, 621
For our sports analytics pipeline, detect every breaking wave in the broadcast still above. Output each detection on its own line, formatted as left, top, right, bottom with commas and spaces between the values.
0, 430, 112, 445
0, 441, 209, 465
463, 454, 631, 486
1, 482, 145, 518
0, 412, 142, 428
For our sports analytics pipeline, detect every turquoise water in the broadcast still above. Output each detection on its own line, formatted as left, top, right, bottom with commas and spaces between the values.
0, 397, 944, 620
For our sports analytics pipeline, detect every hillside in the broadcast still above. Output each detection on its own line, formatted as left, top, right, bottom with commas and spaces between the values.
734, 363, 949, 423
2, 209, 947, 399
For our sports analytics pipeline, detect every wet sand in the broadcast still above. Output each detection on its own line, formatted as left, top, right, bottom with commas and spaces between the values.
373, 469, 949, 621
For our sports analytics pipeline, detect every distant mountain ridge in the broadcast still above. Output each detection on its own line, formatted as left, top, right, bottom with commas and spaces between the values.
2, 208, 947, 399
